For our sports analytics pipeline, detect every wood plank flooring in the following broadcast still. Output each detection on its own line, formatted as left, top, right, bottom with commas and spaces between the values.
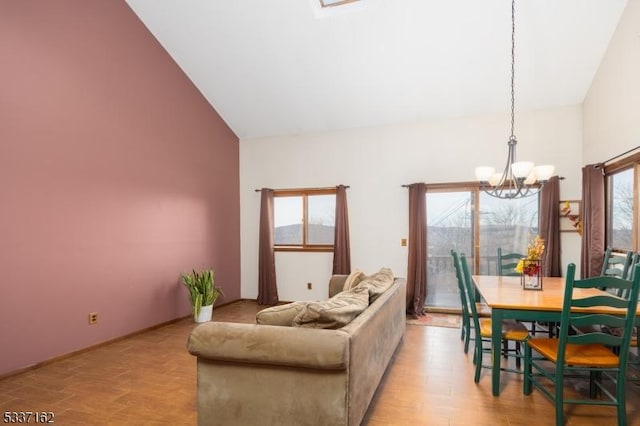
1, 299, 639, 425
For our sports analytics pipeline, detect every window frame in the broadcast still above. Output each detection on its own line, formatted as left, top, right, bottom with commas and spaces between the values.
273, 187, 337, 253
426, 181, 540, 273
319, 0, 360, 8
604, 153, 640, 252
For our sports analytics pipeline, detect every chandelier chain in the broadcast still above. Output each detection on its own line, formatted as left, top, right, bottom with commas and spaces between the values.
510, 0, 515, 141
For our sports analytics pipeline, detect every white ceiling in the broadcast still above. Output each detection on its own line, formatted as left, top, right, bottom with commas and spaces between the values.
125, 0, 628, 140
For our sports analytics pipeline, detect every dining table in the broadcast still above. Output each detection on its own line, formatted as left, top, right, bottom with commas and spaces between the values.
471, 274, 639, 397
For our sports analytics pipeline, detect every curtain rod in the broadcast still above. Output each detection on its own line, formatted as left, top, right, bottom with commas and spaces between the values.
401, 176, 565, 188
601, 145, 640, 165
254, 185, 350, 192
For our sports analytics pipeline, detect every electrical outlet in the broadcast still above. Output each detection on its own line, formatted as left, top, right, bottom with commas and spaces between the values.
307, 282, 312, 290
88, 312, 98, 325
401, 238, 407, 246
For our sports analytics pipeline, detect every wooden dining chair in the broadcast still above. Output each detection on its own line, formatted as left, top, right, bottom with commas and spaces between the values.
523, 263, 640, 426
451, 249, 472, 352
610, 252, 640, 378
601, 247, 633, 281
458, 253, 529, 382
451, 249, 491, 354
617, 252, 640, 298
497, 247, 522, 277
498, 247, 547, 336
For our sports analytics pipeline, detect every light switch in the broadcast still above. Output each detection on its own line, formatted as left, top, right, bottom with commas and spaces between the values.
401, 238, 407, 247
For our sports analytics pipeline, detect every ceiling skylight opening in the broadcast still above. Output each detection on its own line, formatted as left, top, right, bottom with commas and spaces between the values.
320, 0, 360, 8
310, 0, 375, 18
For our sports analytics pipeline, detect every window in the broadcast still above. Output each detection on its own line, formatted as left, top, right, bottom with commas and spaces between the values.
274, 188, 336, 251
426, 183, 539, 309
607, 168, 634, 250
605, 154, 639, 252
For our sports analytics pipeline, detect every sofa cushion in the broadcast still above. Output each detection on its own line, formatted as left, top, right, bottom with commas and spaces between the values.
356, 268, 394, 303
256, 302, 308, 326
342, 269, 365, 292
293, 286, 370, 329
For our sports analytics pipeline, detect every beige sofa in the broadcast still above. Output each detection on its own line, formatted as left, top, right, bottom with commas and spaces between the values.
187, 272, 407, 426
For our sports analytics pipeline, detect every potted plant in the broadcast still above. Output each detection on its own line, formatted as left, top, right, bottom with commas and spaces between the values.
181, 268, 224, 322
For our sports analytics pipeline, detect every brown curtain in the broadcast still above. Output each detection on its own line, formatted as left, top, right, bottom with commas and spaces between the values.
580, 164, 606, 278
406, 183, 427, 317
257, 188, 278, 305
539, 176, 561, 277
332, 185, 351, 275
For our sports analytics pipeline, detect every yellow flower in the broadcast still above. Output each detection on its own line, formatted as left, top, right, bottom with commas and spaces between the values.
514, 235, 546, 274
525, 235, 545, 261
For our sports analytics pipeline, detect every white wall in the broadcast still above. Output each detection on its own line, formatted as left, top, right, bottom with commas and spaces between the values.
240, 105, 584, 301
583, 0, 640, 164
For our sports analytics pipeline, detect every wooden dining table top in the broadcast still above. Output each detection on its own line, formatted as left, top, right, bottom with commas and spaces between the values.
472, 274, 640, 315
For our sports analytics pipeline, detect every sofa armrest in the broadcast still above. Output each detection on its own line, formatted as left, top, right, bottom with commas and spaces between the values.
187, 322, 349, 370
329, 275, 348, 297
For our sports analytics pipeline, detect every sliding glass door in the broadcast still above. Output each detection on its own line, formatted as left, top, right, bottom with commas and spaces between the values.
426, 185, 539, 310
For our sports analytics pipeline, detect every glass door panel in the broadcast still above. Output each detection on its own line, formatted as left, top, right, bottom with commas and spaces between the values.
478, 193, 539, 275
426, 191, 474, 309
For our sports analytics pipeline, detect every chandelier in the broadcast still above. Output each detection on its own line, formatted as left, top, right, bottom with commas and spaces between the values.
475, 0, 554, 199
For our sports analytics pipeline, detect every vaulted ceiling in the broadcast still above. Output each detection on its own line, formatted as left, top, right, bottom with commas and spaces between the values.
125, 0, 628, 140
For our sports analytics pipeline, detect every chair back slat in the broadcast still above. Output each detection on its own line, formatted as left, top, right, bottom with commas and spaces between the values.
568, 332, 622, 346
571, 314, 626, 329
572, 295, 629, 309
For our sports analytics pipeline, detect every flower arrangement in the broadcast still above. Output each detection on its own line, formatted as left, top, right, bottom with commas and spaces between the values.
515, 235, 545, 276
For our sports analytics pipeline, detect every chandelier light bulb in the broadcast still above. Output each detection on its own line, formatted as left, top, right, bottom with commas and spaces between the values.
524, 171, 537, 185
511, 161, 534, 179
475, 166, 495, 182
534, 165, 555, 182
488, 173, 503, 187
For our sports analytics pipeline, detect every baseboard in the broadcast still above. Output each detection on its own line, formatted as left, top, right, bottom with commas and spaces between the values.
0, 313, 201, 380
0, 298, 277, 380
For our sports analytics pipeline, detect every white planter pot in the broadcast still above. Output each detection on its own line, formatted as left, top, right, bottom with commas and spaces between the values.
195, 304, 213, 323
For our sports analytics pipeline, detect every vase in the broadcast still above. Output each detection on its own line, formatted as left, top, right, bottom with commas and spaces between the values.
521, 259, 543, 290
195, 304, 213, 323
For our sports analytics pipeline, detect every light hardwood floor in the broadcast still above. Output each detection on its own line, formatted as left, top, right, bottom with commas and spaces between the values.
1, 300, 640, 425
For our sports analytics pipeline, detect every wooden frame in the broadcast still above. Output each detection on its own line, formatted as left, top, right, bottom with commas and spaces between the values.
560, 199, 582, 234
273, 187, 337, 252
319, 0, 360, 8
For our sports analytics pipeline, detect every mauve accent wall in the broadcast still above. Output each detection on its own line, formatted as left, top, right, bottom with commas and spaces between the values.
0, 2, 240, 376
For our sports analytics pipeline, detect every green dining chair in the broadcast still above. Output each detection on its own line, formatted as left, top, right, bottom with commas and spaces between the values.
459, 253, 529, 382
498, 247, 547, 336
451, 249, 472, 351
497, 247, 522, 277
601, 247, 633, 281
523, 263, 640, 426
451, 249, 491, 354
608, 252, 640, 378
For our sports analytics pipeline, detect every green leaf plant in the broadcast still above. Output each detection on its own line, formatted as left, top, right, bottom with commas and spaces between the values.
180, 268, 224, 320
